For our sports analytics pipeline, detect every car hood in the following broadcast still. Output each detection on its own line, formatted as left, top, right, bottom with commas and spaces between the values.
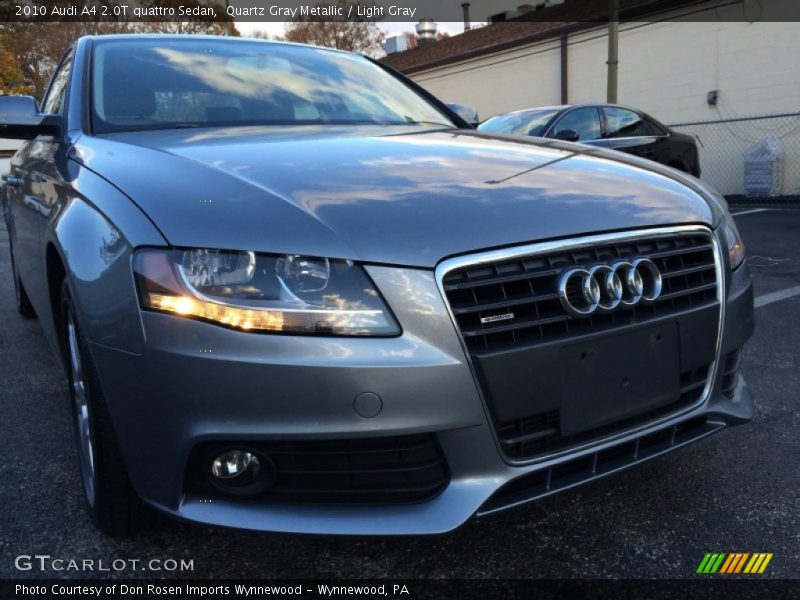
74, 126, 714, 268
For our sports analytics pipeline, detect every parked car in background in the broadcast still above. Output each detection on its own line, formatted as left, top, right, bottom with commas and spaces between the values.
479, 104, 701, 177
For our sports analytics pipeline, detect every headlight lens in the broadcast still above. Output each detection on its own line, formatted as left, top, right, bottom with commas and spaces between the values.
133, 249, 400, 336
722, 218, 745, 270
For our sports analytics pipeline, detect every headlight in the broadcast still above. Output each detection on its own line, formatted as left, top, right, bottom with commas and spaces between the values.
133, 249, 400, 336
722, 217, 745, 270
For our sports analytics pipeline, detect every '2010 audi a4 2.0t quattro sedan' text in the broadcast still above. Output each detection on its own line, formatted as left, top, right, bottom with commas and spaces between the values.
1, 35, 754, 536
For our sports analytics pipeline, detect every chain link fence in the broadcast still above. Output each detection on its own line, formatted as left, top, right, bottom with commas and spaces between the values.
670, 112, 800, 202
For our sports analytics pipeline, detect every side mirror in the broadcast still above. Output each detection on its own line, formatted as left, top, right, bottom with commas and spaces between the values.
446, 103, 480, 128
553, 129, 580, 142
0, 96, 61, 140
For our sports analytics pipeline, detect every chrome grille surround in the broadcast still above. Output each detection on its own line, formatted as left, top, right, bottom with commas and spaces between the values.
435, 225, 726, 466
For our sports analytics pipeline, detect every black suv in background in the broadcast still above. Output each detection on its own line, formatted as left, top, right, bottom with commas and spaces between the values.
479, 104, 700, 177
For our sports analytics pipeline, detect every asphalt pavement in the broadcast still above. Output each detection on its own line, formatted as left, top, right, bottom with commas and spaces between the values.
1, 208, 798, 580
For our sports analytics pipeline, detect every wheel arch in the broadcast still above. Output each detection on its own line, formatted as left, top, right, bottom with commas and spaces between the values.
45, 241, 69, 364
667, 158, 691, 174
45, 194, 151, 358
41, 162, 167, 359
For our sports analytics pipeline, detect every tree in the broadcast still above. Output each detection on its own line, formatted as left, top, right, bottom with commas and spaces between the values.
284, 0, 384, 55
0, 0, 238, 99
0, 49, 32, 95
0, 22, 113, 100
134, 0, 238, 36
248, 30, 283, 41
403, 29, 451, 51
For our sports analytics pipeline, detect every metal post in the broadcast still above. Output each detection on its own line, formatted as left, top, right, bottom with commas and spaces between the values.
461, 2, 471, 31
607, 0, 619, 103
560, 32, 569, 104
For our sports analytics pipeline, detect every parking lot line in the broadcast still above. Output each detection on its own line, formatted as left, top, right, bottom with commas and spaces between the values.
732, 208, 772, 217
754, 285, 800, 308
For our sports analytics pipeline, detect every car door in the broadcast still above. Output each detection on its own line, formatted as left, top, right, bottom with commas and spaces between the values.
546, 107, 606, 147
601, 106, 665, 161
8, 49, 74, 312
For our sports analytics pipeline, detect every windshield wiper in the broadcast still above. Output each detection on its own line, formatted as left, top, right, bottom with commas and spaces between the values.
401, 118, 456, 128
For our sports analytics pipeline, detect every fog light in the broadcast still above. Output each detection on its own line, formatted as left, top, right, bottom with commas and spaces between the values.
208, 449, 273, 496
212, 450, 258, 479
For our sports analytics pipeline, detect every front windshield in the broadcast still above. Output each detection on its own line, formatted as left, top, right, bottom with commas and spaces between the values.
478, 109, 560, 136
91, 38, 454, 133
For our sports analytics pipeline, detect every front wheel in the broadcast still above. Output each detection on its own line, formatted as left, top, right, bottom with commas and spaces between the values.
61, 281, 156, 536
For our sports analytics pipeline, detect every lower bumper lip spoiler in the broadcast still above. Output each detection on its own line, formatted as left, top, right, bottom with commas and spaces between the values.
478, 416, 724, 515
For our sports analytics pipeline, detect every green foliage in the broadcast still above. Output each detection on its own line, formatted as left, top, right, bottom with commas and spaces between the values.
0, 48, 33, 95
0, 6, 239, 100
284, 0, 384, 55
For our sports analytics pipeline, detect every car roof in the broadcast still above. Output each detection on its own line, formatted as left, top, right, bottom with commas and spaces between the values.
495, 103, 649, 117
79, 33, 353, 56
492, 106, 569, 117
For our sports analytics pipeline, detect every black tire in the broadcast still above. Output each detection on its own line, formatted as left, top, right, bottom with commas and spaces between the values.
61, 281, 157, 536
9, 242, 36, 319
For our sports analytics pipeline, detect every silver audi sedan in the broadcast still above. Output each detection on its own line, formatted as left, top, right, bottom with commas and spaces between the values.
1, 35, 754, 536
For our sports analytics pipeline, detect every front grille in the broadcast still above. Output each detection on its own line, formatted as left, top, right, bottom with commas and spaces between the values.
443, 232, 717, 353
185, 434, 449, 505
479, 417, 723, 515
497, 363, 710, 460
440, 230, 721, 462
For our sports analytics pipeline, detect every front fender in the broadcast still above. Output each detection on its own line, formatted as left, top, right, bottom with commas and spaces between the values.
44, 160, 167, 356
1, 181, 9, 232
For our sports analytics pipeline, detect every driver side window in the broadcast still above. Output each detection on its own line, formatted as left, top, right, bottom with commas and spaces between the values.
41, 50, 74, 115
603, 107, 649, 138
550, 107, 602, 141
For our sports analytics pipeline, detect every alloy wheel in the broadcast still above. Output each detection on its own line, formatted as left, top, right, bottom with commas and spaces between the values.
67, 312, 96, 508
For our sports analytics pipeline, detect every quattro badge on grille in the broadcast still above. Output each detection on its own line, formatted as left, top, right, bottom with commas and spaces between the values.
481, 312, 515, 324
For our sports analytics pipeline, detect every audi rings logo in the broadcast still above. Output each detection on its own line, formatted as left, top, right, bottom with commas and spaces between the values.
557, 258, 663, 317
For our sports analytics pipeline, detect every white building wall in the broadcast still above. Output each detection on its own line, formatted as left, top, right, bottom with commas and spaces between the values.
568, 19, 800, 125
412, 39, 563, 119
409, 2, 800, 196
0, 139, 22, 176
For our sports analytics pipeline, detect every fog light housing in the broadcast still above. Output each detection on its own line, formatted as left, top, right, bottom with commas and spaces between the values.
208, 448, 274, 496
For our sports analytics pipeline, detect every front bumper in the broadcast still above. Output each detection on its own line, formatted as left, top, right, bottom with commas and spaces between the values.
89, 253, 755, 535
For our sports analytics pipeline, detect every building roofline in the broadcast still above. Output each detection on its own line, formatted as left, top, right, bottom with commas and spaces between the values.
388, 21, 587, 75
380, 0, 710, 74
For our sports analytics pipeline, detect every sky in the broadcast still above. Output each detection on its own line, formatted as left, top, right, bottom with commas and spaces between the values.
234, 20, 470, 40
